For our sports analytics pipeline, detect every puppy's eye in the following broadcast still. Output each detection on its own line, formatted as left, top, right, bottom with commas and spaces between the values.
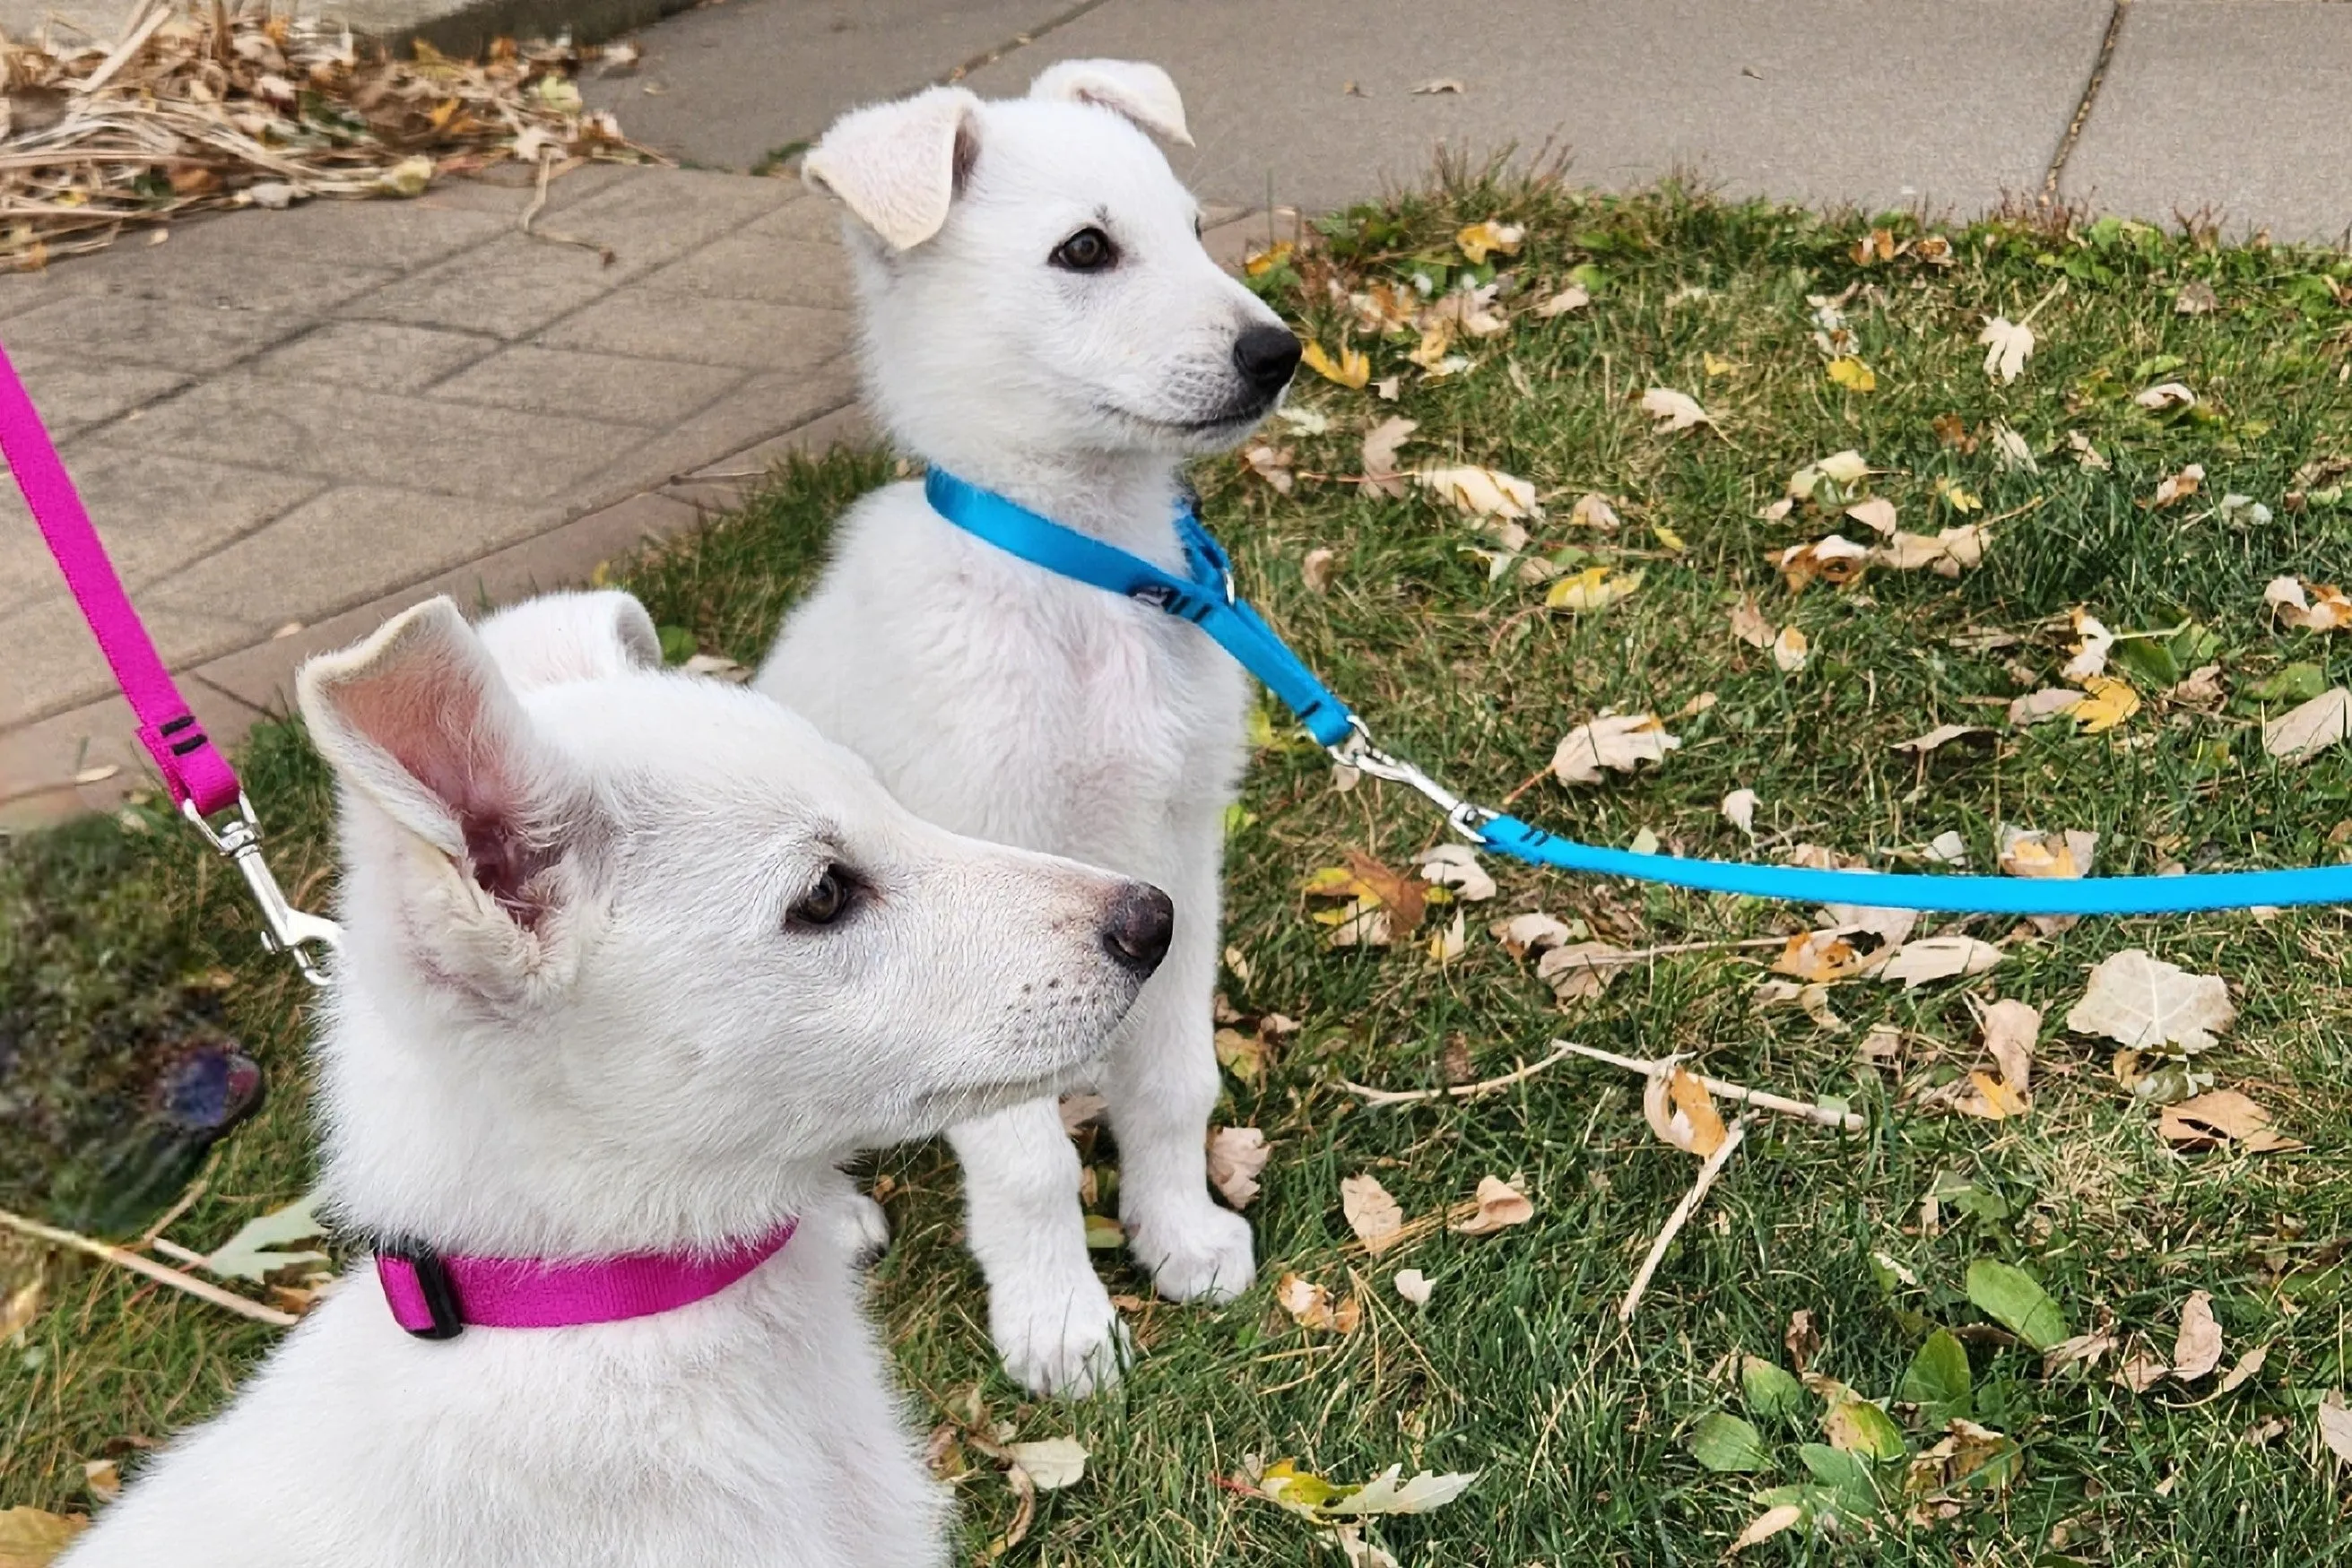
787, 866, 856, 929
1050, 226, 1117, 273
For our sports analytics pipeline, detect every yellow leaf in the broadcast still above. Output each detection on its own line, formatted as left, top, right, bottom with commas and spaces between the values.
1933, 476, 1983, 514
1826, 356, 1877, 392
1454, 220, 1524, 264
1301, 340, 1370, 390
2071, 675, 2140, 732
1653, 523, 1687, 553
1702, 351, 1738, 377
1244, 240, 1293, 278
1957, 1070, 2029, 1120
0, 1508, 87, 1566
1543, 566, 1644, 612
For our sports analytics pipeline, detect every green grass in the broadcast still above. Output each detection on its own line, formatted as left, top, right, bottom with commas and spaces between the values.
9, 172, 2352, 1563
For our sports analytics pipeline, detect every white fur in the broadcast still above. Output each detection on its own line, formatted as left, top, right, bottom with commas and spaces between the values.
759, 65, 1294, 1396
65, 592, 1168, 1567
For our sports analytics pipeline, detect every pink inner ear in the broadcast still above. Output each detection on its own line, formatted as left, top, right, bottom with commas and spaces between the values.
334, 657, 564, 928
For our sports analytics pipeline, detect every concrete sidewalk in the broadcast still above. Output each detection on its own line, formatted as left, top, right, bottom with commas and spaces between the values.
5, 0, 2351, 828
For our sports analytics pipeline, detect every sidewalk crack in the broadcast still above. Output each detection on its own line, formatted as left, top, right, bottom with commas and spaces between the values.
941, 0, 1122, 88
2043, 0, 2131, 207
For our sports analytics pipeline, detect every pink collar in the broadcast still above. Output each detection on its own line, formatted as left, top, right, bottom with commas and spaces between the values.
376, 1221, 798, 1338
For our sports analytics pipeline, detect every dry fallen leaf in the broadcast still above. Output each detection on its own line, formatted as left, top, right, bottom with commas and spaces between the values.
0, 1507, 88, 1566
1243, 442, 1295, 493
2067, 949, 2235, 1053
1892, 723, 1992, 757
2171, 1290, 2224, 1382
1490, 911, 1578, 957
1276, 1271, 1350, 1331
1359, 416, 1419, 498
1410, 77, 1465, 94
1544, 565, 1645, 612
1729, 1503, 1804, 1553
1867, 934, 2004, 989
1772, 931, 1862, 983
1992, 425, 2038, 473
1978, 316, 2035, 383
2262, 688, 2352, 763
2070, 675, 2140, 733
1454, 219, 1523, 264
1549, 712, 1680, 784
1341, 1174, 1406, 1254
1393, 1269, 1432, 1305
1450, 1175, 1533, 1235
1771, 533, 1872, 592
1997, 826, 2097, 880
1876, 525, 1988, 576
1418, 464, 1539, 521
1730, 596, 1776, 649
1642, 1066, 1727, 1156
2135, 380, 2197, 411
1537, 940, 1634, 1001
1640, 386, 1714, 432
2009, 688, 2085, 727
2263, 576, 2352, 633
1980, 999, 2041, 1094
2150, 463, 2206, 509
1771, 625, 1810, 672
1418, 845, 1496, 902
1301, 547, 1337, 593
1207, 1126, 1270, 1208
1721, 787, 1760, 836
2157, 1088, 2301, 1153
1301, 340, 1371, 390
1567, 492, 1621, 531
1535, 282, 1591, 317
1844, 497, 1897, 536
2114, 1349, 2171, 1394
2319, 1392, 2352, 1466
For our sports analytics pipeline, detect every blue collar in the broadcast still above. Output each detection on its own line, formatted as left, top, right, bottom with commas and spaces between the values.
921, 466, 2352, 916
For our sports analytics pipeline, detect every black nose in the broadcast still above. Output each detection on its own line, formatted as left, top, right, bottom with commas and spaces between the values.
1232, 325, 1303, 396
1101, 883, 1175, 977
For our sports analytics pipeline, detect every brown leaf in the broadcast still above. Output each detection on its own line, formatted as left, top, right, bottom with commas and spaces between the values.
2114, 1348, 2170, 1393
2319, 1390, 2352, 1465
1345, 851, 1427, 932
2171, 1291, 2224, 1382
0, 1508, 88, 1566
1358, 417, 1419, 498
1341, 1174, 1405, 1254
1449, 1175, 1533, 1235
2157, 1088, 2301, 1153
1784, 1310, 1821, 1373
1207, 1126, 1270, 1208
1730, 595, 1775, 649
1536, 940, 1633, 1001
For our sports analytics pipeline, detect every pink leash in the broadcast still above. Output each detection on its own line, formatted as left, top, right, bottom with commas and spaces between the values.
1, 336, 338, 981
5, 337, 789, 1332
377, 1222, 801, 1338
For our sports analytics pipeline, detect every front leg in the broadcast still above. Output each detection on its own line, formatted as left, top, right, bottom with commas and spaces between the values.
1101, 827, 1254, 1304
948, 1098, 1128, 1398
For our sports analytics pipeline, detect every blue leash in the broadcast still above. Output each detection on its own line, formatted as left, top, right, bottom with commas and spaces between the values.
924, 469, 2352, 916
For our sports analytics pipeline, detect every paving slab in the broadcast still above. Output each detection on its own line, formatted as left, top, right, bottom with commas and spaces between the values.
952, 0, 2111, 219
2061, 1, 2352, 243
582, 0, 1089, 171
428, 343, 751, 425
249, 321, 506, 394
0, 680, 263, 834
1, 594, 262, 732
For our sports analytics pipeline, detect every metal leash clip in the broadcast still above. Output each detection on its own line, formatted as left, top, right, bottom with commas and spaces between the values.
180, 794, 342, 986
1328, 717, 1498, 846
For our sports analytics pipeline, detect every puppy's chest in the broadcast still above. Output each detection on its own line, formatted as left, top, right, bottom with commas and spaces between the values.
1002, 593, 1250, 809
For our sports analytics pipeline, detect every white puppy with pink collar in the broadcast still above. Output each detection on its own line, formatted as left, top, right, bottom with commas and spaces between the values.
64, 591, 1173, 1568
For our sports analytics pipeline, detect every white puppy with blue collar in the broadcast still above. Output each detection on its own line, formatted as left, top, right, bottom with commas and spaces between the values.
758, 61, 1298, 1396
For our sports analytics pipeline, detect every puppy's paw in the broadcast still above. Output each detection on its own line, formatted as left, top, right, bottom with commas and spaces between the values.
843, 1192, 892, 1269
992, 1280, 1130, 1399
1127, 1201, 1254, 1304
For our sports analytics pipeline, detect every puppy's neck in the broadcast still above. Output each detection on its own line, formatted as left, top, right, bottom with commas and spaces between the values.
317, 965, 830, 1260
911, 441, 1188, 562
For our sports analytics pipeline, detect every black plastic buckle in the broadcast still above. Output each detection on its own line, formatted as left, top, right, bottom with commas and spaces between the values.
381, 1240, 464, 1340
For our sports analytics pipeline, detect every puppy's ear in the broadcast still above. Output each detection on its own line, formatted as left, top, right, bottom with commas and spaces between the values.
803, 86, 982, 250
299, 598, 589, 942
1027, 59, 1192, 146
473, 590, 662, 693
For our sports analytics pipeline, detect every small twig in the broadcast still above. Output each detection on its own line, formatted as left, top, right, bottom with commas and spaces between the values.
0, 1206, 298, 1328
1557, 1040, 1865, 1132
1342, 1042, 1575, 1106
520, 152, 616, 265
1619, 1117, 1747, 1322
135, 1159, 214, 1251
2018, 278, 2069, 327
